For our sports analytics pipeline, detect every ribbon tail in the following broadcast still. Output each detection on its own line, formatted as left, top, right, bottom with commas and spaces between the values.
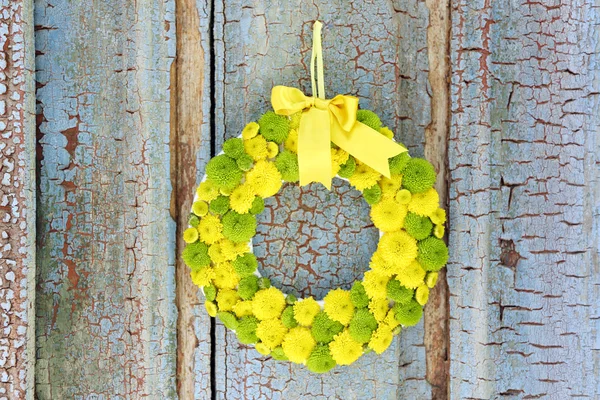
298, 108, 333, 189
330, 121, 407, 178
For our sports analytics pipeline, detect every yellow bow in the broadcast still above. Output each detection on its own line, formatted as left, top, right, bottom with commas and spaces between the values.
271, 85, 406, 189
270, 21, 406, 189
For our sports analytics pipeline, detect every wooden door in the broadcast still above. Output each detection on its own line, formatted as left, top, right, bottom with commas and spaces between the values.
2, 0, 598, 399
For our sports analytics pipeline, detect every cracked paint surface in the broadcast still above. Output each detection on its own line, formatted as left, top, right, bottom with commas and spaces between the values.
449, 0, 600, 398
211, 1, 433, 398
34, 0, 177, 398
0, 0, 35, 399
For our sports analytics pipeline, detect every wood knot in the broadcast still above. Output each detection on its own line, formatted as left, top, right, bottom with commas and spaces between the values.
499, 239, 522, 268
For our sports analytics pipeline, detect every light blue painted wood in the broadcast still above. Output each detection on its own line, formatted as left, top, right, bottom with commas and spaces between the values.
34, 0, 177, 397
210, 1, 434, 398
449, 0, 600, 398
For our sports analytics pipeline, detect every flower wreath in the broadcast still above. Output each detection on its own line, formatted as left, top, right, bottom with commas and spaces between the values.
181, 22, 448, 373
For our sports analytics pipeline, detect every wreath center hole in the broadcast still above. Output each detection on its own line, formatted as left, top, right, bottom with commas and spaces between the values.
254, 179, 379, 300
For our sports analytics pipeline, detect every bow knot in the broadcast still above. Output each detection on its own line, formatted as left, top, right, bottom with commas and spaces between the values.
271, 85, 406, 189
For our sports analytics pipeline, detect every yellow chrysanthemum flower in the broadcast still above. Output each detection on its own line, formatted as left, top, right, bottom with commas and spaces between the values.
379, 127, 394, 139
369, 298, 390, 322
370, 199, 407, 232
216, 289, 240, 312
196, 180, 220, 202
233, 300, 254, 317
378, 230, 418, 268
183, 228, 199, 243
252, 287, 286, 320
246, 160, 282, 198
434, 224, 445, 238
369, 251, 399, 277
244, 135, 269, 161
190, 267, 215, 287
220, 186, 233, 196
285, 129, 298, 153
255, 343, 271, 355
415, 285, 430, 305
331, 148, 350, 176
242, 121, 259, 140
267, 142, 279, 158
220, 239, 247, 261
384, 309, 401, 330
208, 242, 228, 264
368, 324, 394, 354
289, 113, 302, 130
408, 188, 439, 217
430, 208, 447, 225
362, 270, 390, 300
212, 262, 240, 290
425, 272, 439, 288
323, 289, 355, 326
192, 200, 209, 216
379, 175, 403, 199
396, 261, 427, 289
293, 297, 321, 326
395, 189, 412, 205
198, 214, 224, 245
256, 318, 288, 349
230, 183, 255, 214
329, 330, 363, 365
349, 163, 381, 191
205, 301, 218, 317
282, 327, 316, 363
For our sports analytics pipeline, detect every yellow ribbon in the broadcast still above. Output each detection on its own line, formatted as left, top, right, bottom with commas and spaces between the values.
271, 21, 407, 189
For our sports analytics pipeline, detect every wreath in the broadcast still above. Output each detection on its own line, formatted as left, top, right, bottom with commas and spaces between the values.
181, 21, 448, 373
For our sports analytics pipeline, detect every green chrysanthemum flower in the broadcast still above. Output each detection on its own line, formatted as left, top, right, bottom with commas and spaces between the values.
259, 111, 290, 144
271, 346, 288, 361
232, 253, 258, 276
222, 211, 257, 243
237, 275, 259, 300
236, 153, 254, 171
249, 196, 264, 215
217, 311, 239, 330
223, 137, 245, 159
417, 237, 449, 271
206, 154, 243, 190
182, 242, 211, 271
209, 195, 230, 215
348, 308, 379, 343
307, 344, 337, 373
311, 312, 344, 343
237, 316, 259, 344
286, 294, 298, 305
258, 277, 271, 289
389, 152, 410, 175
363, 184, 382, 205
393, 299, 423, 326
188, 214, 200, 227
275, 150, 299, 182
338, 156, 356, 178
386, 280, 414, 304
357, 109, 382, 131
404, 212, 433, 240
204, 285, 217, 301
281, 306, 298, 328
350, 281, 370, 308
402, 158, 437, 194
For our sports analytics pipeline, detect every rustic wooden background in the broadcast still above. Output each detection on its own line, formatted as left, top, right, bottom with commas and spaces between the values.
1, 0, 599, 399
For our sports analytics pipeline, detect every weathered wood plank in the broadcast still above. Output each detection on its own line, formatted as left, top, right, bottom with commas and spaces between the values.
449, 0, 600, 398
209, 1, 437, 398
0, 0, 35, 398
173, 0, 214, 398
34, 0, 177, 398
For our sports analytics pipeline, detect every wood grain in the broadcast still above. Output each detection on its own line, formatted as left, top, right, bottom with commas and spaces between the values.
449, 0, 600, 398
34, 0, 177, 398
0, 0, 35, 398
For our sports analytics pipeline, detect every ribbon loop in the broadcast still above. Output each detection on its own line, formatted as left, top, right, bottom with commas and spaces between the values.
269, 21, 407, 189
